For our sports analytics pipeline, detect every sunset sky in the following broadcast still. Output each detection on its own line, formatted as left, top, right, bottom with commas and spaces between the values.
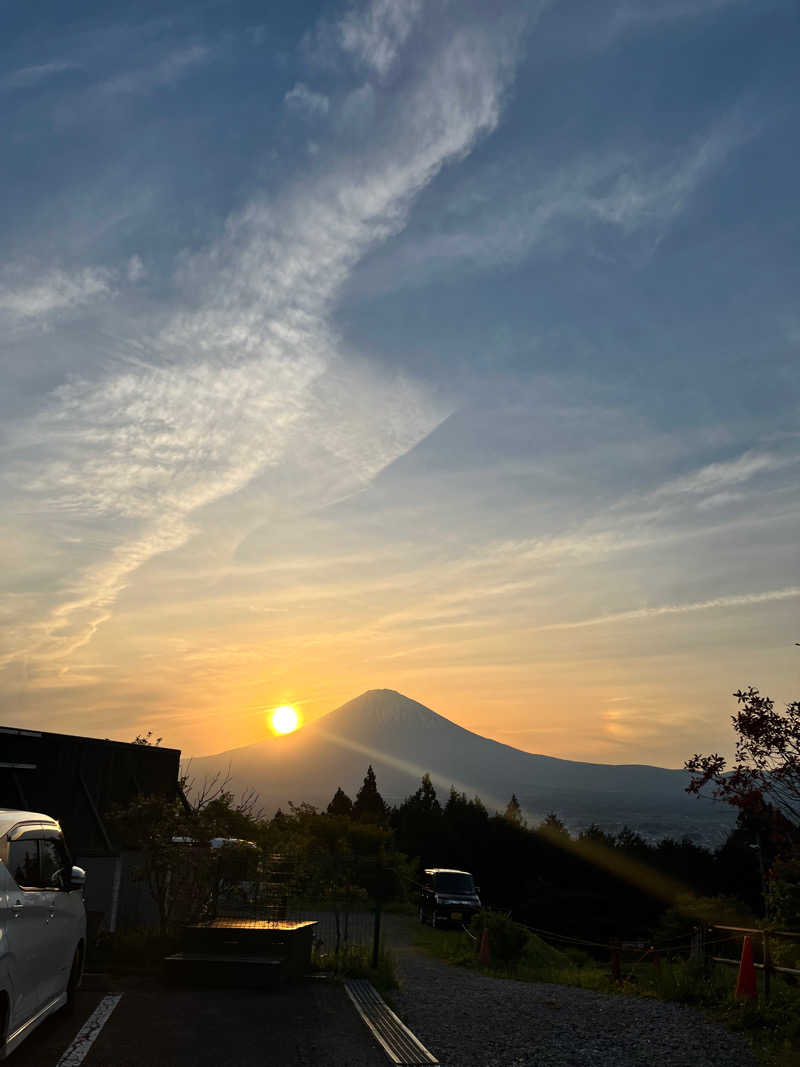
1, 0, 797, 768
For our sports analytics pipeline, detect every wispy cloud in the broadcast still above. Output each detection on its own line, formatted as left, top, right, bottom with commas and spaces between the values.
0, 266, 114, 321
1, 2, 521, 669
101, 43, 209, 96
338, 0, 423, 79
353, 119, 748, 292
1, 61, 80, 91
283, 82, 330, 118
611, 0, 751, 34
654, 451, 785, 498
533, 587, 800, 632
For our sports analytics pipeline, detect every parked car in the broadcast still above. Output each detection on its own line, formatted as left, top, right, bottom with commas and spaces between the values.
0, 809, 86, 1061
419, 867, 481, 928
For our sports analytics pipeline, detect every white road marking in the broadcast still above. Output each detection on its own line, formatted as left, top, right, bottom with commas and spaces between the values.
56, 994, 122, 1067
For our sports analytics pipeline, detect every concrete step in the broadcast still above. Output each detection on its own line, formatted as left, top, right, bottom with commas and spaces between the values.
183, 925, 289, 956
181, 920, 317, 976
164, 952, 283, 989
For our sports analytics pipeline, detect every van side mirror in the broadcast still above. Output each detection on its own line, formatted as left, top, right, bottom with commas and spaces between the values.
70, 866, 86, 891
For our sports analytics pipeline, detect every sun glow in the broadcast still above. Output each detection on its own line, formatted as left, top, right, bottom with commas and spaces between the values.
269, 705, 301, 735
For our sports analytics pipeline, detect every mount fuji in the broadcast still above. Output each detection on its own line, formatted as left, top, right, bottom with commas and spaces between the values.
185, 689, 731, 843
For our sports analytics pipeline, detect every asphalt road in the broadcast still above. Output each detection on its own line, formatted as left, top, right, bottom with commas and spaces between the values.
10, 976, 389, 1067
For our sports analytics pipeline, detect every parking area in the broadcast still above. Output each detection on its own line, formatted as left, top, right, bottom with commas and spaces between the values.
10, 976, 389, 1067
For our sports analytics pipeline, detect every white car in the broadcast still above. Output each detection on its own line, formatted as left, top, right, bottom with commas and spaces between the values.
0, 809, 86, 1060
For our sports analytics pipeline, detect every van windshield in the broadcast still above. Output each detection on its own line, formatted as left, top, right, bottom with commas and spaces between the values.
433, 872, 475, 894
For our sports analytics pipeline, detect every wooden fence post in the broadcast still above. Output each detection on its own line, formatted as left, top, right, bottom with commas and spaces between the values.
610, 938, 621, 982
372, 898, 382, 970
762, 931, 771, 1002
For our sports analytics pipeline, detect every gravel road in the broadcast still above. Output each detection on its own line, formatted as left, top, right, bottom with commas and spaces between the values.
393, 948, 757, 1067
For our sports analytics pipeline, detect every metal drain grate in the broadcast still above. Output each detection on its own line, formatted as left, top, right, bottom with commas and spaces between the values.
344, 979, 438, 1065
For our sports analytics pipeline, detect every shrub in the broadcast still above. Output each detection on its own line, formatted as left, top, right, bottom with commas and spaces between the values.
470, 910, 529, 966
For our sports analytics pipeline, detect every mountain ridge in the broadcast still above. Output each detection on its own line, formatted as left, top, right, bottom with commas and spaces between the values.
186, 688, 732, 843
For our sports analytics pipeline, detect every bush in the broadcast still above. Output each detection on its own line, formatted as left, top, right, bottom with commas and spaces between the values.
468, 909, 568, 971
90, 927, 179, 972
312, 941, 398, 993
470, 910, 529, 966
653, 894, 754, 952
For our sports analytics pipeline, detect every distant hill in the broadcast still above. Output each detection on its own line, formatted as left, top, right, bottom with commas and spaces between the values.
186, 689, 732, 844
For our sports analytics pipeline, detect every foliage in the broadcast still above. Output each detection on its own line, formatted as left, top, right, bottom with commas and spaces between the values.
132, 730, 162, 746
653, 893, 755, 954
538, 812, 570, 838
312, 941, 398, 993
266, 801, 410, 952
686, 687, 800, 825
352, 765, 388, 824
90, 927, 179, 972
768, 849, 800, 930
503, 793, 525, 827
327, 787, 353, 817
107, 769, 264, 933
470, 909, 531, 967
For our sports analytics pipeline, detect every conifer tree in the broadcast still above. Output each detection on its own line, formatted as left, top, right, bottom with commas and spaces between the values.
326, 786, 353, 817
352, 765, 388, 824
504, 793, 524, 827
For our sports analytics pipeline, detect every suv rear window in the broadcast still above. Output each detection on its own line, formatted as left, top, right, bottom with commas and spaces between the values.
433, 872, 475, 894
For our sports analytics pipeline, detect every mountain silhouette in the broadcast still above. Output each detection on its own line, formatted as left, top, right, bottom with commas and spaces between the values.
186, 689, 730, 842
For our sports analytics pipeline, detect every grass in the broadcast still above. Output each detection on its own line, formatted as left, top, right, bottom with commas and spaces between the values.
414, 921, 800, 1065
312, 941, 399, 995
88, 927, 180, 973
414, 923, 635, 993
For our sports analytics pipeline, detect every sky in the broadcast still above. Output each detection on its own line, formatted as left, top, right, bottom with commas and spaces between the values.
1, 0, 798, 769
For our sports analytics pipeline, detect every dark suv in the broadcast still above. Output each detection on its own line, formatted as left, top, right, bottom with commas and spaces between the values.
419, 868, 481, 928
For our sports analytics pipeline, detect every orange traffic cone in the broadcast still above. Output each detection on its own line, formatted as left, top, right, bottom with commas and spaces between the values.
735, 935, 757, 1002
478, 928, 490, 966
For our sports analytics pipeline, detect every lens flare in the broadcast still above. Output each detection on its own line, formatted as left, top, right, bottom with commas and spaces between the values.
269, 705, 300, 735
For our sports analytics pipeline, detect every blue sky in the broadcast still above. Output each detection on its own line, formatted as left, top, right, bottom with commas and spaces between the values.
1, 0, 797, 765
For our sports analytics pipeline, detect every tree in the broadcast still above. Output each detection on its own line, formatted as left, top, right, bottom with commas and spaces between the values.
391, 774, 444, 872
327, 787, 354, 817
132, 730, 162, 746
538, 812, 570, 839
352, 766, 388, 824
578, 823, 615, 849
108, 772, 264, 932
108, 793, 199, 933
415, 773, 441, 815
685, 687, 800, 824
504, 794, 525, 827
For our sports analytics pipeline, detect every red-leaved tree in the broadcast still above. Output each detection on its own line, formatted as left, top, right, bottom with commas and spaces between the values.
685, 687, 800, 826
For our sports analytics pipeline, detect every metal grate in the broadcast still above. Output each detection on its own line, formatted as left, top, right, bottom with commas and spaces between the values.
345, 980, 438, 1065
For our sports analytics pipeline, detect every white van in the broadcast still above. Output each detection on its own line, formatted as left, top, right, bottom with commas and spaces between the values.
0, 810, 86, 1060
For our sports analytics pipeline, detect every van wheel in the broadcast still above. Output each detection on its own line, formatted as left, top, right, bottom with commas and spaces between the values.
66, 946, 83, 1012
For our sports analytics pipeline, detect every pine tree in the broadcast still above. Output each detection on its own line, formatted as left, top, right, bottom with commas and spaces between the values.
352, 765, 388, 824
417, 773, 440, 814
539, 811, 569, 838
326, 786, 353, 817
504, 793, 525, 827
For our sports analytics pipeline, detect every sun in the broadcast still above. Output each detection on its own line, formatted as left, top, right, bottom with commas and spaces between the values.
269, 704, 301, 735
